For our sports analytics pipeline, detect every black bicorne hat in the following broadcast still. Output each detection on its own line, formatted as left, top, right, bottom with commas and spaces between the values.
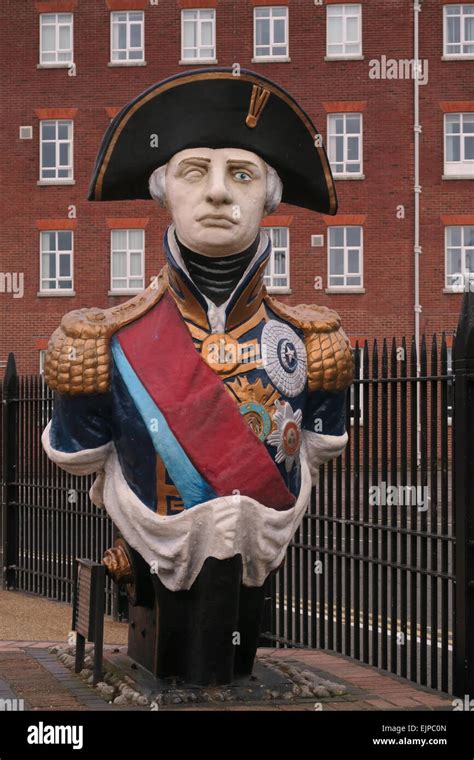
88, 67, 338, 215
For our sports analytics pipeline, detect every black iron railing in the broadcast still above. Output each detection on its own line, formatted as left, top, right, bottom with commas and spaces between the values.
263, 333, 455, 695
0, 364, 120, 618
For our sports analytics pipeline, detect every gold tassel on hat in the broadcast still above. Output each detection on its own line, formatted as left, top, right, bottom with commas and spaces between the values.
246, 84, 271, 128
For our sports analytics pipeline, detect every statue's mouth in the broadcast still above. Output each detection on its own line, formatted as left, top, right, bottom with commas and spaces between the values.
197, 214, 236, 227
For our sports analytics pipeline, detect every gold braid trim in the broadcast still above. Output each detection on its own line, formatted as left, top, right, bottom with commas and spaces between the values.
265, 295, 354, 392
44, 268, 168, 395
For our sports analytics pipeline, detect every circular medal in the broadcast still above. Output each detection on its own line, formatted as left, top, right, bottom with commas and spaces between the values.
239, 401, 272, 441
278, 338, 298, 373
282, 420, 301, 456
266, 400, 303, 472
261, 320, 307, 397
201, 333, 239, 375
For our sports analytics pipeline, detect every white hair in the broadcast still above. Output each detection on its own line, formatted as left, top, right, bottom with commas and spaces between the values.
148, 159, 283, 215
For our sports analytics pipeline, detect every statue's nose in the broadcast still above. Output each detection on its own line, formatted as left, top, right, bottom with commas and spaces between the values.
205, 170, 233, 206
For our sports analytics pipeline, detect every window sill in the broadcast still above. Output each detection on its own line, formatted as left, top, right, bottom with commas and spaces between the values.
325, 287, 365, 294
37, 290, 76, 297
37, 180, 75, 186
441, 55, 474, 61
334, 174, 365, 180
107, 289, 143, 296
324, 55, 364, 61
251, 56, 291, 63
443, 287, 467, 294
179, 59, 218, 65
266, 287, 292, 295
108, 60, 147, 67
37, 63, 73, 69
442, 174, 474, 180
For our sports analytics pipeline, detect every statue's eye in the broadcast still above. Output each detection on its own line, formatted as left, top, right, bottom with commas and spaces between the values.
184, 168, 204, 180
234, 170, 252, 182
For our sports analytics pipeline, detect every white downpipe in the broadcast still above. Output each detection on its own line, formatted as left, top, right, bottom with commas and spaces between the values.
414, 0, 422, 467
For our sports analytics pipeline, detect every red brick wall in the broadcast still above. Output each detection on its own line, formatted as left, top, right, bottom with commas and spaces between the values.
0, 0, 469, 373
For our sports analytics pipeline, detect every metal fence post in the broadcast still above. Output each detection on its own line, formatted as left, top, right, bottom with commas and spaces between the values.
0, 353, 19, 590
453, 291, 474, 697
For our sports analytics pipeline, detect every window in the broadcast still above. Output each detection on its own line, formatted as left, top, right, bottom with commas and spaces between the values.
445, 225, 474, 289
110, 11, 144, 63
328, 226, 363, 288
40, 231, 73, 291
328, 113, 363, 176
446, 346, 454, 424
40, 120, 73, 182
38, 349, 51, 422
39, 350, 47, 375
444, 113, 474, 176
40, 13, 73, 65
326, 4, 362, 58
444, 4, 474, 57
264, 227, 289, 290
181, 9, 216, 61
350, 346, 363, 425
111, 229, 145, 292
254, 6, 289, 60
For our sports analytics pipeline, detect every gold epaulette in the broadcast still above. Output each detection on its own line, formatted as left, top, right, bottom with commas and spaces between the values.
265, 295, 354, 392
44, 269, 168, 395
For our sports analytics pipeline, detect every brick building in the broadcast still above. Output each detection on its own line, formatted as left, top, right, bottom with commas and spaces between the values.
0, 0, 472, 374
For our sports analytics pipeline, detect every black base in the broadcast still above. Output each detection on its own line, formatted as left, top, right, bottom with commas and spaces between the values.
127, 555, 266, 686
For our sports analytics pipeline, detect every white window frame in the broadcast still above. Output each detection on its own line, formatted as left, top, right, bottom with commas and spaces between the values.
180, 9, 217, 63
39, 349, 47, 376
110, 11, 145, 64
350, 346, 364, 426
39, 350, 50, 421
445, 225, 474, 290
110, 229, 145, 294
443, 3, 474, 58
39, 119, 73, 183
444, 112, 474, 177
40, 230, 74, 293
39, 12, 73, 66
327, 225, 364, 290
328, 112, 363, 177
253, 6, 289, 61
446, 345, 453, 425
264, 227, 290, 292
326, 3, 362, 59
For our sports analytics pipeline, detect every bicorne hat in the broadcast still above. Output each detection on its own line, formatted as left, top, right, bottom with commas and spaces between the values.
88, 68, 338, 215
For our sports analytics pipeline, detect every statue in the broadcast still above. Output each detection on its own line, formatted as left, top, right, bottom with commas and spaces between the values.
41, 68, 353, 686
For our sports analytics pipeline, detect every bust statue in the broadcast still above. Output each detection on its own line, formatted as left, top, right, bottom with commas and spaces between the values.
42, 68, 353, 685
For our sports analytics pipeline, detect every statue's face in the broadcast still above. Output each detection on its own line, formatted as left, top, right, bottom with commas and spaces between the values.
164, 147, 267, 257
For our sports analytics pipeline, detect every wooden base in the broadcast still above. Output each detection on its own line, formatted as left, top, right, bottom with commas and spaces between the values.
127, 555, 266, 686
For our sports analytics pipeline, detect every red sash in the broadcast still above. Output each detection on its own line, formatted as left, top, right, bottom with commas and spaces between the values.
118, 292, 295, 511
